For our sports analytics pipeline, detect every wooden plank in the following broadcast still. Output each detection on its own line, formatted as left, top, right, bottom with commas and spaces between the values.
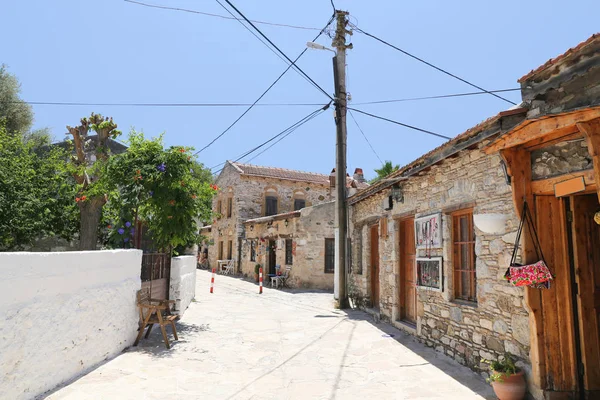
523, 126, 581, 151
554, 177, 586, 197
531, 170, 595, 195
502, 148, 546, 388
486, 106, 600, 154
572, 195, 600, 390
576, 118, 600, 202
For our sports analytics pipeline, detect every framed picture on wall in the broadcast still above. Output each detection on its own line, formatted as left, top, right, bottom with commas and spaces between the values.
416, 257, 443, 291
415, 213, 442, 249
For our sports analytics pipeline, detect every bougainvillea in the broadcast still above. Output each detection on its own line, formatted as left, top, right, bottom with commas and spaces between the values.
102, 131, 215, 251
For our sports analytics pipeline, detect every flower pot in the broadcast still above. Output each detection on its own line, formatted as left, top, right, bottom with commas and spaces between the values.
491, 370, 526, 400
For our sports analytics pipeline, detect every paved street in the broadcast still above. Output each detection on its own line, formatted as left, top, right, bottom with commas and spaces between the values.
46, 270, 494, 400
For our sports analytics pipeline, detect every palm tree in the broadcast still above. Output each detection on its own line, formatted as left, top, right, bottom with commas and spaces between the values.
370, 161, 400, 183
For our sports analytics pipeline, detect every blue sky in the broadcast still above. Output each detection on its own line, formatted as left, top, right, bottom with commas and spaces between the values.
2, 0, 599, 180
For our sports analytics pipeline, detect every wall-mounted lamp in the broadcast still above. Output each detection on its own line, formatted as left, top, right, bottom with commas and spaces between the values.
391, 183, 404, 203
267, 221, 273, 227
250, 224, 254, 231
218, 228, 223, 236
500, 159, 511, 185
284, 219, 289, 227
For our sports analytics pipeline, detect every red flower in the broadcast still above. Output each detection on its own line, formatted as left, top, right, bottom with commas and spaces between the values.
167, 216, 173, 219
81, 195, 87, 201
75, 197, 81, 203
107, 225, 112, 229
180, 181, 186, 187
169, 200, 176, 206
179, 148, 185, 153
192, 194, 197, 199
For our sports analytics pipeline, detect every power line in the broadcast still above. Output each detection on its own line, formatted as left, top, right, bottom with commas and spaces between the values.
124, 0, 321, 31
347, 107, 451, 140
194, 14, 335, 155
221, 0, 334, 101
352, 25, 517, 106
348, 110, 383, 164
211, 104, 330, 174
353, 88, 520, 105
10, 101, 324, 107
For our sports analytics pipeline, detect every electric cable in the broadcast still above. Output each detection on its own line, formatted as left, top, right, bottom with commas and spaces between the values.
353, 88, 520, 105
351, 25, 517, 106
347, 107, 451, 140
348, 110, 383, 164
124, 0, 321, 31
193, 12, 335, 155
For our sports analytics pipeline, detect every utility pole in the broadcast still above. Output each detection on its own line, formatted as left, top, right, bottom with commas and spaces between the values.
332, 10, 352, 309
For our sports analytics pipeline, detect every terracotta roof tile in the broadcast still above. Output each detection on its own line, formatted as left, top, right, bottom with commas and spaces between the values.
232, 162, 330, 184
518, 33, 600, 83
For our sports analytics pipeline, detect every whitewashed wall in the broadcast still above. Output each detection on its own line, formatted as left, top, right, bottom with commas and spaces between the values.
169, 256, 197, 314
0, 250, 142, 400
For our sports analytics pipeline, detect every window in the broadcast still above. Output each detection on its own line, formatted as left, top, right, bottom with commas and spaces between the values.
217, 200, 222, 218
227, 197, 233, 218
294, 199, 306, 211
227, 240, 233, 260
285, 239, 293, 265
218, 241, 224, 260
453, 210, 476, 302
250, 240, 256, 262
324, 238, 335, 273
266, 196, 278, 216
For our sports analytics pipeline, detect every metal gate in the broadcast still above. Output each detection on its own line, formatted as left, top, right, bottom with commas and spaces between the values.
141, 253, 171, 300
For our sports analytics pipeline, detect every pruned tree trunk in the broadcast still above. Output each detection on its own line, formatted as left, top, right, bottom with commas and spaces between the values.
78, 196, 105, 250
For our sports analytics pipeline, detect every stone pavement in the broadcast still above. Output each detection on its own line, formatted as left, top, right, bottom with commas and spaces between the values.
46, 270, 495, 400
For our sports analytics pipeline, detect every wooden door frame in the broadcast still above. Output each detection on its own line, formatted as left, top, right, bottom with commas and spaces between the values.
369, 223, 380, 308
397, 216, 417, 324
485, 109, 600, 395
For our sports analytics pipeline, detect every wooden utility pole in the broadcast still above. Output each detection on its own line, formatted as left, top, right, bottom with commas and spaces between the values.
332, 10, 352, 308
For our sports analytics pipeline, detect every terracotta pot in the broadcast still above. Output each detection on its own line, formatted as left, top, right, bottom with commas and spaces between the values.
491, 370, 526, 400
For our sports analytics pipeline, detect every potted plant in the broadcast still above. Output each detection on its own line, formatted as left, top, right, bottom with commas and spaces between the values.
484, 354, 526, 400
254, 263, 261, 282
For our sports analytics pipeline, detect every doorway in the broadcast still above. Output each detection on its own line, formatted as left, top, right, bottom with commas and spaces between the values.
268, 240, 277, 275
399, 218, 417, 325
370, 224, 380, 308
535, 194, 600, 398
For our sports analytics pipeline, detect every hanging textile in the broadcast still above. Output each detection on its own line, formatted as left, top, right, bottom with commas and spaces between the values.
504, 201, 554, 289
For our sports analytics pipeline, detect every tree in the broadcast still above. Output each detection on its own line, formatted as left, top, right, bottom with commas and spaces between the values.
66, 113, 121, 250
370, 160, 400, 183
103, 131, 215, 251
0, 65, 33, 134
0, 124, 78, 250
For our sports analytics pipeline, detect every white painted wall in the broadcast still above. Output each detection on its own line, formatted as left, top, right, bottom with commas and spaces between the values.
0, 250, 142, 400
169, 256, 197, 314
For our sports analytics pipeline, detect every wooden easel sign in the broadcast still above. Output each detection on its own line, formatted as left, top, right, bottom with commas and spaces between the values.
554, 176, 586, 197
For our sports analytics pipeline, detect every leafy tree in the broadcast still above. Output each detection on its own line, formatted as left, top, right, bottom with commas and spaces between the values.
66, 113, 121, 250
0, 65, 33, 134
0, 124, 78, 250
370, 160, 400, 183
103, 131, 215, 251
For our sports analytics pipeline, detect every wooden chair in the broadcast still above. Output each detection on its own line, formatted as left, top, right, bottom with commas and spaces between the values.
223, 259, 235, 275
134, 289, 179, 349
278, 266, 292, 288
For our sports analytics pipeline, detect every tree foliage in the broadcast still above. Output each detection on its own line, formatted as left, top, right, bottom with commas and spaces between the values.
0, 124, 78, 250
370, 160, 400, 183
0, 65, 33, 134
103, 131, 215, 251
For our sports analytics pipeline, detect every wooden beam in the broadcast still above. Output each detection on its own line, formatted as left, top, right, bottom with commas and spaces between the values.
531, 169, 596, 195
500, 148, 546, 389
576, 118, 600, 202
486, 106, 600, 154
523, 127, 581, 151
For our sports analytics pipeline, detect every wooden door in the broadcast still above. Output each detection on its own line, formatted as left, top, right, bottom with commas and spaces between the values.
268, 240, 277, 275
399, 218, 417, 324
370, 224, 380, 308
571, 194, 600, 393
535, 195, 578, 392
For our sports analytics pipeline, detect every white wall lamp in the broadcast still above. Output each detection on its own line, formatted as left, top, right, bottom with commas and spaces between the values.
473, 213, 508, 234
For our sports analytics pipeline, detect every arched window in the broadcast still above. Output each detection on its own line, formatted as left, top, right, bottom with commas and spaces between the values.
265, 188, 278, 216
293, 190, 307, 211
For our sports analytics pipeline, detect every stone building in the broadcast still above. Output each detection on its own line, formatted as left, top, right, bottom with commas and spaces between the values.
206, 161, 367, 289
347, 33, 600, 399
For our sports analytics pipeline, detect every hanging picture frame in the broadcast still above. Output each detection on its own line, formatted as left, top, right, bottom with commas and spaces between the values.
415, 213, 442, 249
416, 257, 443, 291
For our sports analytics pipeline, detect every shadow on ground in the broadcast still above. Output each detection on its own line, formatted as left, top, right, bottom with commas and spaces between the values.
129, 320, 210, 359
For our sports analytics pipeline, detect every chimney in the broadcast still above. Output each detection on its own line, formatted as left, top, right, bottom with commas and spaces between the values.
353, 168, 366, 183
329, 168, 336, 188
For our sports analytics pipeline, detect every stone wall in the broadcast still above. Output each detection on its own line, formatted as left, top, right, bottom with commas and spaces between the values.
209, 163, 331, 273
169, 256, 197, 315
348, 142, 532, 382
241, 202, 335, 290
531, 138, 592, 180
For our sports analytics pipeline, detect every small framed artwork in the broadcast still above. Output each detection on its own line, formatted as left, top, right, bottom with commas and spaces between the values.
416, 257, 443, 291
415, 213, 442, 249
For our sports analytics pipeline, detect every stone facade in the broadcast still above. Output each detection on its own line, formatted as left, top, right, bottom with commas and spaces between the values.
531, 138, 593, 180
241, 202, 335, 290
348, 141, 532, 382
207, 161, 333, 274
